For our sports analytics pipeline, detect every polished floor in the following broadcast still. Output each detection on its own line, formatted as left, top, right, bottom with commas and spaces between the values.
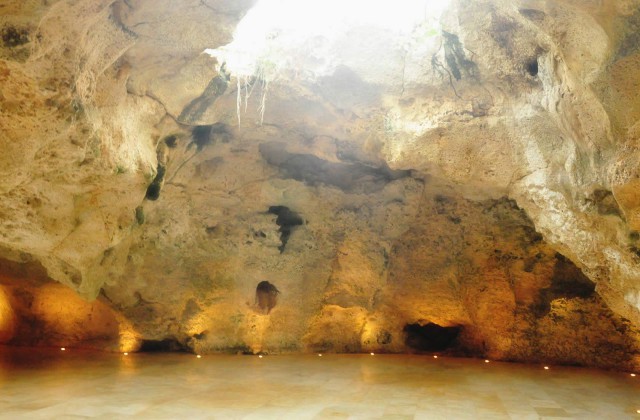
0, 347, 638, 419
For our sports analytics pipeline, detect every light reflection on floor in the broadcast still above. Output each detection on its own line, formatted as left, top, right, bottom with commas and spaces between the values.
0, 346, 638, 419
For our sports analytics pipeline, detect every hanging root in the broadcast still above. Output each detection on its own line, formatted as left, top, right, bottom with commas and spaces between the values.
244, 76, 249, 113
236, 77, 242, 127
233, 68, 271, 126
258, 79, 269, 125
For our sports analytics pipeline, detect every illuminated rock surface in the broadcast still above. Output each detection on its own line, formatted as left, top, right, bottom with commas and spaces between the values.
0, 0, 640, 369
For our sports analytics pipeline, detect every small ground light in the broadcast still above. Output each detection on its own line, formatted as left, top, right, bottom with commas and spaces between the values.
258, 355, 263, 358
318, 353, 322, 357
544, 366, 549, 370
433, 355, 438, 359
631, 373, 636, 377
196, 355, 202, 358
60, 348, 66, 351
370, 352, 375, 356
484, 359, 490, 363
123, 352, 128, 356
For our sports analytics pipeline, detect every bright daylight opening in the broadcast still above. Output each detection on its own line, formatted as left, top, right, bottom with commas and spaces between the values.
204, 0, 451, 122
205, 0, 450, 78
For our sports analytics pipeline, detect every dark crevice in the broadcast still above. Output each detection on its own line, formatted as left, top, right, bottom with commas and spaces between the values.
587, 189, 622, 217
164, 135, 178, 148
482, 197, 543, 245
404, 323, 461, 352
145, 164, 166, 201
192, 125, 213, 150
377, 331, 392, 345
139, 338, 187, 352
515, 224, 544, 244
135, 206, 144, 225
442, 31, 478, 81
0, 255, 50, 284
192, 331, 208, 340
191, 123, 230, 151
526, 58, 538, 77
255, 280, 280, 314
162, 124, 229, 187
268, 206, 303, 253
531, 253, 596, 317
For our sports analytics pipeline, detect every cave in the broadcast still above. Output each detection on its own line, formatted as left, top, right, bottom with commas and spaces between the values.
138, 338, 187, 353
404, 323, 461, 352
1, 0, 640, 417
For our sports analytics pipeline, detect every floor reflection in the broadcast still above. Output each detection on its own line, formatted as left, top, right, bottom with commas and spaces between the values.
0, 346, 638, 419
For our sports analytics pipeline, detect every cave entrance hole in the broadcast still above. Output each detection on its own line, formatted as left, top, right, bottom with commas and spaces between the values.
404, 322, 461, 352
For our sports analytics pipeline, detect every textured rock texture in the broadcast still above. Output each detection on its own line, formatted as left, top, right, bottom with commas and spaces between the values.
1, 0, 640, 370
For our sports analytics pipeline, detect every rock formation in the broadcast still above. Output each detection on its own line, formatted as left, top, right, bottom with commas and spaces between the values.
0, 0, 639, 370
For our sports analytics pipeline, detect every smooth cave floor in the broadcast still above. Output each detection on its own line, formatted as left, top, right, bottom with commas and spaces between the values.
0, 347, 638, 419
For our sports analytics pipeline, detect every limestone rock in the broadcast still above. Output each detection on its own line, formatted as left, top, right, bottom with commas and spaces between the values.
0, 0, 639, 370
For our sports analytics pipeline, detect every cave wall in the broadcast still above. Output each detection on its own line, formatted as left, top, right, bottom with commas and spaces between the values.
0, 0, 639, 369
0, 256, 122, 349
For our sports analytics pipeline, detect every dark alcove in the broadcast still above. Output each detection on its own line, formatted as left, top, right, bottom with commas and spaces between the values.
404, 322, 461, 352
255, 280, 280, 314
138, 338, 187, 352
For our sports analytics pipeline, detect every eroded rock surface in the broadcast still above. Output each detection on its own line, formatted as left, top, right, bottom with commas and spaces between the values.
0, 0, 639, 370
